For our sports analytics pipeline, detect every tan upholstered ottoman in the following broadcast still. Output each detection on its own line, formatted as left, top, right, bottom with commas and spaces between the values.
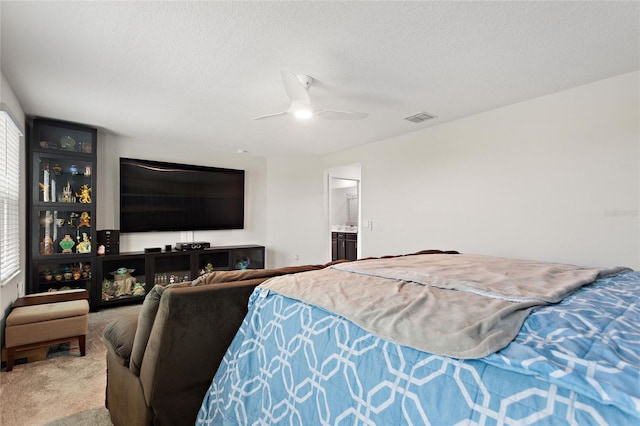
4, 299, 89, 371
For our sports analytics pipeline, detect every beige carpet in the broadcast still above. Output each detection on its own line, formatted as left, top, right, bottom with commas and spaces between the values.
0, 303, 142, 426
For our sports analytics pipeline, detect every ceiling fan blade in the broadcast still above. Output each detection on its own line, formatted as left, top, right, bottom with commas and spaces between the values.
252, 111, 288, 120
315, 109, 369, 120
281, 70, 311, 105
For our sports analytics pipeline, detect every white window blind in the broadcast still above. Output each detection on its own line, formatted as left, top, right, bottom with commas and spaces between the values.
0, 110, 22, 284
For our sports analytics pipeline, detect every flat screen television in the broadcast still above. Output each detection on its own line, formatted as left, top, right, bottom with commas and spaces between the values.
119, 158, 245, 233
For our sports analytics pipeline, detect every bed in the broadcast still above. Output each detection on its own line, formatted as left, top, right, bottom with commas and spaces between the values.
196, 252, 639, 425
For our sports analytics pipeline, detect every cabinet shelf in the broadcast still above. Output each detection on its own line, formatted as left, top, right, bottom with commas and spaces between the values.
34, 205, 93, 210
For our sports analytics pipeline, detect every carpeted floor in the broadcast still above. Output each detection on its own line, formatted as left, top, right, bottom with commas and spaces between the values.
0, 303, 142, 426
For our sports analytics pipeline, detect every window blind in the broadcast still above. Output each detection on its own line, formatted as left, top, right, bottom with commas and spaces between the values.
0, 110, 22, 284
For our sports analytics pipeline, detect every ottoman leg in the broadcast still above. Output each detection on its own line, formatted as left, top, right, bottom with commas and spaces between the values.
6, 347, 16, 372
79, 335, 86, 357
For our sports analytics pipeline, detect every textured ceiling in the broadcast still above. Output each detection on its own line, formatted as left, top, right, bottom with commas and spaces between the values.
1, 1, 638, 157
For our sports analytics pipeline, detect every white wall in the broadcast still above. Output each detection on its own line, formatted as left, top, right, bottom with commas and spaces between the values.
265, 156, 326, 267
1, 72, 26, 345
318, 71, 639, 269
97, 133, 268, 255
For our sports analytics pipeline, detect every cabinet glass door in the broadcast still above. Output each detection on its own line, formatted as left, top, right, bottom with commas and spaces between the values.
231, 246, 264, 270
35, 156, 93, 205
99, 255, 147, 304
34, 261, 92, 293
34, 122, 95, 154
151, 252, 191, 284
36, 209, 93, 256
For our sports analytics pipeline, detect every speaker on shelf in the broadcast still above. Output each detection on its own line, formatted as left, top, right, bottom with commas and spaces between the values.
97, 229, 120, 255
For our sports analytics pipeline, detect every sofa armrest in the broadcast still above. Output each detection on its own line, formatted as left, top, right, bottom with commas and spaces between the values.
138, 279, 261, 425
103, 314, 139, 367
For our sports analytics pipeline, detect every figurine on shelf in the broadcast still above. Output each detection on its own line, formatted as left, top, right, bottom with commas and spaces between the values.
76, 233, 91, 253
39, 182, 50, 202
236, 257, 251, 270
59, 234, 75, 253
82, 263, 91, 278
67, 212, 79, 227
102, 279, 116, 300
76, 184, 91, 203
78, 211, 91, 227
62, 182, 73, 203
132, 282, 146, 296
111, 267, 137, 297
40, 236, 54, 255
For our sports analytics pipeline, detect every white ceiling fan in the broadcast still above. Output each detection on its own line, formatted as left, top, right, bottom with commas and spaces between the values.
253, 70, 369, 121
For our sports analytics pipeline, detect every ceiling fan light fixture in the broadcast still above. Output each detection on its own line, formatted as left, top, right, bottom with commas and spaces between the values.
253, 71, 369, 122
294, 109, 313, 119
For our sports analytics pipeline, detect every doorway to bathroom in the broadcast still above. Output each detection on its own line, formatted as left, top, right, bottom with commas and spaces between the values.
326, 164, 361, 261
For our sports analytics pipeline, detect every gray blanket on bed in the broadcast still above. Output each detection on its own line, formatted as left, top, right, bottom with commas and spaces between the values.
260, 254, 630, 358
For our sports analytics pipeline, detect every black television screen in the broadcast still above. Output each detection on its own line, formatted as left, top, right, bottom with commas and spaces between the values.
119, 158, 245, 233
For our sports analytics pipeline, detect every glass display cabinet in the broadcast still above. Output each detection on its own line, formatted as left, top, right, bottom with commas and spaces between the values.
96, 253, 147, 307
150, 251, 192, 285
27, 118, 98, 307
94, 245, 266, 307
198, 245, 265, 276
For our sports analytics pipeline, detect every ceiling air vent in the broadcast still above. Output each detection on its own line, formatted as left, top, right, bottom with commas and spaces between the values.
404, 112, 437, 123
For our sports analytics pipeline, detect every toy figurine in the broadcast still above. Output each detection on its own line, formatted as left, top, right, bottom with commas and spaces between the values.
76, 184, 91, 203
78, 211, 91, 227
132, 282, 146, 296
236, 257, 250, 270
111, 267, 137, 297
59, 234, 75, 253
102, 279, 116, 300
40, 236, 54, 255
39, 182, 50, 202
76, 233, 91, 253
82, 263, 91, 278
62, 182, 73, 203
67, 212, 79, 226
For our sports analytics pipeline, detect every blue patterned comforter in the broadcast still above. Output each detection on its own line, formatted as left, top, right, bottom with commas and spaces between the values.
197, 271, 640, 425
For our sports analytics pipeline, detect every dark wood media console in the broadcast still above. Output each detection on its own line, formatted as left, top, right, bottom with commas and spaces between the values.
95, 244, 265, 308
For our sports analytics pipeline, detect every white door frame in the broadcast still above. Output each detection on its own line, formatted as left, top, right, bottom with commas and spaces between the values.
325, 164, 362, 261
